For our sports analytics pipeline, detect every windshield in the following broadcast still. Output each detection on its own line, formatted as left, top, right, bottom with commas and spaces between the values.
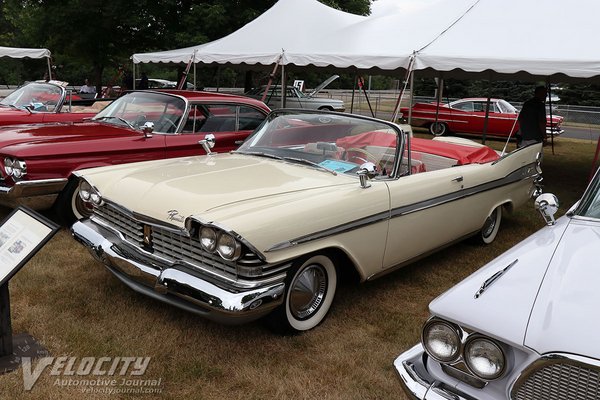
575, 172, 600, 219
0, 82, 63, 112
93, 91, 186, 133
236, 110, 401, 177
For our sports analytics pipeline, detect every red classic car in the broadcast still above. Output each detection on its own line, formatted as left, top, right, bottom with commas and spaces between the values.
401, 97, 564, 138
0, 80, 109, 125
0, 89, 270, 223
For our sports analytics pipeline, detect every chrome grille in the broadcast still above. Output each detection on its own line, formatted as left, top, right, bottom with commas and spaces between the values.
513, 361, 600, 400
92, 203, 268, 280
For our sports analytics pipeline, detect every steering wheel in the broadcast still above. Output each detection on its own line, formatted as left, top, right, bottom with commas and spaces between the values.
344, 147, 380, 165
158, 117, 178, 132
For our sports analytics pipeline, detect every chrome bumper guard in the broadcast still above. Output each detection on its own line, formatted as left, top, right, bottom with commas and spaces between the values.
71, 219, 286, 325
394, 344, 472, 400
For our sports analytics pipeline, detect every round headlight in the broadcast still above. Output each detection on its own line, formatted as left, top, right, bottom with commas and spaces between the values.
217, 232, 241, 261
79, 181, 93, 202
422, 320, 461, 363
464, 337, 505, 380
199, 227, 217, 252
4, 158, 14, 176
90, 192, 103, 206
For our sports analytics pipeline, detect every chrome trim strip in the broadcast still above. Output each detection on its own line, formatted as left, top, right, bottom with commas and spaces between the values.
267, 163, 538, 252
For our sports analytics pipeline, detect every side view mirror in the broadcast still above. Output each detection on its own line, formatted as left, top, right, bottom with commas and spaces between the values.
199, 133, 216, 155
142, 121, 154, 138
535, 193, 559, 226
356, 162, 378, 189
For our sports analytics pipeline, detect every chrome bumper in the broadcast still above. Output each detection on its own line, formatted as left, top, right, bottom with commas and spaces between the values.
71, 219, 286, 325
394, 344, 472, 400
0, 178, 67, 209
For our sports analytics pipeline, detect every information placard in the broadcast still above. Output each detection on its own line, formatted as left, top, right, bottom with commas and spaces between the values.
0, 207, 59, 287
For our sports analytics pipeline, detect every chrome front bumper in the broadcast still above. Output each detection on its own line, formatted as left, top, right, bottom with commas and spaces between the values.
71, 219, 286, 325
394, 344, 473, 400
0, 178, 67, 209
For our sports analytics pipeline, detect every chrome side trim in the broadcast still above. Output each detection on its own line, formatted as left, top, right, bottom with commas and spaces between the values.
267, 163, 538, 252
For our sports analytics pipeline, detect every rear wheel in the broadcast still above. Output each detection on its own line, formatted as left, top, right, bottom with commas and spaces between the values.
267, 253, 337, 333
429, 122, 448, 136
479, 206, 502, 244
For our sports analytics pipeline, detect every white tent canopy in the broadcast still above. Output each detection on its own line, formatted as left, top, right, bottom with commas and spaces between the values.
0, 46, 50, 59
0, 46, 53, 80
132, 0, 366, 66
132, 0, 600, 82
415, 0, 600, 81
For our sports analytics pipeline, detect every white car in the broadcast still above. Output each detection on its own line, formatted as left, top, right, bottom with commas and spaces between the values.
71, 110, 542, 333
246, 75, 345, 112
394, 184, 600, 398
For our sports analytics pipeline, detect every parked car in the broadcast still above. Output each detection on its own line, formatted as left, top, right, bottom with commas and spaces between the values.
0, 80, 108, 125
71, 109, 543, 333
0, 89, 269, 223
402, 97, 564, 138
246, 75, 345, 112
394, 181, 600, 399
135, 78, 195, 90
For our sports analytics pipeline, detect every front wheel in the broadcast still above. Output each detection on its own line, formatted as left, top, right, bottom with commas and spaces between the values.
267, 254, 337, 333
479, 205, 502, 244
429, 121, 448, 136
52, 178, 93, 226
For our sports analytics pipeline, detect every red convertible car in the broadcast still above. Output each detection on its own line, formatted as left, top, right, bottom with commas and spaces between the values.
0, 80, 109, 125
0, 89, 270, 223
401, 97, 564, 138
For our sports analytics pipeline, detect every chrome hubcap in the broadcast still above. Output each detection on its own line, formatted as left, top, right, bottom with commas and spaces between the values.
289, 264, 327, 320
482, 209, 498, 238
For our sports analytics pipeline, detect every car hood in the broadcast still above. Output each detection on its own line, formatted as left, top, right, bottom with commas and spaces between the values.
524, 218, 600, 358
0, 121, 140, 154
431, 215, 600, 359
429, 216, 571, 349
307, 75, 339, 97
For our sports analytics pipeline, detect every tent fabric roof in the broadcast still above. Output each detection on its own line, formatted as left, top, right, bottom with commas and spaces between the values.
132, 0, 366, 65
132, 0, 600, 81
0, 46, 51, 59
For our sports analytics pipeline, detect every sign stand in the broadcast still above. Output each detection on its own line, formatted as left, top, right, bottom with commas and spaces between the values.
0, 207, 59, 374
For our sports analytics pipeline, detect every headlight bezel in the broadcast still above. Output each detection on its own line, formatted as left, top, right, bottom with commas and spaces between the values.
199, 226, 218, 253
216, 232, 242, 261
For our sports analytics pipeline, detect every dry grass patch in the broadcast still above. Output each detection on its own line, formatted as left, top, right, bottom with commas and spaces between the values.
0, 135, 596, 399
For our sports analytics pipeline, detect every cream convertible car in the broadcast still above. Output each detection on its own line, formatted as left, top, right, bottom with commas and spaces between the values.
71, 110, 543, 332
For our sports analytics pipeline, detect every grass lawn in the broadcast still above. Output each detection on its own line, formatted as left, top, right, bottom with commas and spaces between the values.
0, 135, 596, 399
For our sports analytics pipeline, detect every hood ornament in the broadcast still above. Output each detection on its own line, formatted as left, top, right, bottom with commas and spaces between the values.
474, 259, 518, 299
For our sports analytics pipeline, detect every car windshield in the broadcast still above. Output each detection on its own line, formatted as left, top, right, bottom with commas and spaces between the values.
0, 82, 63, 112
92, 91, 186, 133
498, 99, 518, 114
574, 172, 600, 219
236, 110, 401, 177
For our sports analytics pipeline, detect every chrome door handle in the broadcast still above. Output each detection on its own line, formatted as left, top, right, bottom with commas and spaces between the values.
452, 176, 464, 182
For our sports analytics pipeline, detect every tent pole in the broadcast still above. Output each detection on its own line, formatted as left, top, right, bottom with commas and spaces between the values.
391, 54, 415, 122
281, 64, 286, 108
193, 60, 197, 90
350, 72, 357, 114
46, 57, 52, 80
433, 75, 444, 133
408, 70, 414, 125
482, 80, 493, 145
547, 82, 555, 155
261, 54, 282, 103
132, 62, 136, 90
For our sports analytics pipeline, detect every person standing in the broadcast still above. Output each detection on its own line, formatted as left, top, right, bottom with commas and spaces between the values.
517, 85, 547, 147
79, 79, 96, 95
139, 72, 149, 90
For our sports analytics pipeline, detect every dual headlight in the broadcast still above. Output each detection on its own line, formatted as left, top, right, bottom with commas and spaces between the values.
78, 180, 103, 207
422, 319, 506, 380
4, 157, 27, 179
199, 226, 242, 261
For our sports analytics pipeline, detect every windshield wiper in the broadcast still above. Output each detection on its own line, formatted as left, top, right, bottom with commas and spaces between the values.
234, 150, 284, 161
95, 116, 135, 129
281, 156, 337, 176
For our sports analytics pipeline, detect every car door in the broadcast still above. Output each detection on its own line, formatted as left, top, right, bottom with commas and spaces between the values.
165, 103, 267, 157
382, 163, 489, 269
